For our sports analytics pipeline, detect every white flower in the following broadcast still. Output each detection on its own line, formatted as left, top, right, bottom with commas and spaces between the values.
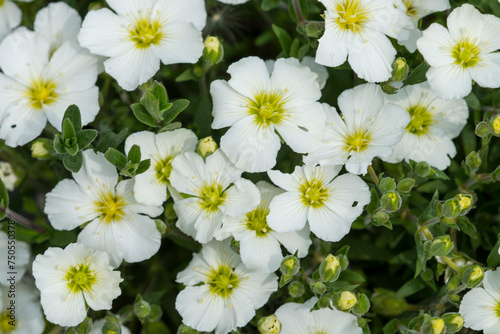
170, 149, 260, 243
78, 0, 206, 91
217, 181, 312, 273
124, 129, 198, 206
0, 28, 99, 147
0, 279, 45, 334
0, 230, 30, 285
44, 150, 163, 267
32, 243, 122, 327
459, 268, 500, 333
218, 0, 250, 4
176, 240, 278, 334
265, 56, 329, 90
275, 298, 362, 334
211, 56, 325, 173
267, 165, 370, 242
417, 4, 500, 100
90, 319, 131, 334
383, 83, 468, 170
304, 84, 410, 175
315, 0, 412, 82
0, 0, 33, 41
0, 161, 17, 191
397, 0, 450, 53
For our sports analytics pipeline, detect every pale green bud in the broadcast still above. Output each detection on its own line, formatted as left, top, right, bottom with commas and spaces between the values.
380, 191, 402, 213
465, 151, 482, 171
280, 255, 300, 276
338, 291, 357, 311
442, 313, 464, 334
287, 281, 305, 298
197, 136, 218, 159
491, 115, 500, 136
457, 194, 473, 213
462, 265, 484, 288
475, 121, 490, 138
430, 318, 445, 334
415, 161, 431, 177
392, 57, 409, 82
441, 199, 460, 218
31, 138, 52, 159
319, 254, 341, 282
258, 315, 281, 334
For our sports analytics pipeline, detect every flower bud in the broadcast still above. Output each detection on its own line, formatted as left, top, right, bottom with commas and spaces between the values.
338, 291, 357, 311
442, 313, 464, 334
177, 324, 198, 334
311, 282, 326, 295
461, 265, 484, 288
197, 136, 218, 159
391, 57, 409, 82
475, 121, 490, 138
352, 293, 370, 316
287, 281, 305, 298
379, 177, 396, 193
380, 191, 402, 213
371, 211, 390, 227
425, 235, 453, 257
317, 296, 331, 309
457, 194, 473, 214
88, 2, 104, 10
305, 21, 324, 38
415, 161, 431, 177
430, 318, 445, 334
465, 151, 482, 171
319, 254, 341, 282
31, 138, 52, 160
258, 314, 281, 334
0, 162, 17, 192
397, 178, 415, 193
371, 288, 409, 316
491, 115, 500, 136
134, 294, 152, 321
155, 219, 167, 235
203, 36, 224, 65
441, 199, 460, 218
280, 255, 300, 277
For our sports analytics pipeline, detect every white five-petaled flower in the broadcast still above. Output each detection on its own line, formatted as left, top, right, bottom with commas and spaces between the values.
78, 0, 206, 91
459, 267, 500, 334
383, 83, 468, 170
0, 231, 30, 286
315, 0, 412, 82
32, 243, 122, 327
124, 129, 198, 206
211, 56, 325, 173
265, 56, 329, 90
170, 149, 260, 243
176, 240, 278, 334
0, 0, 33, 41
417, 4, 500, 100
216, 181, 312, 273
267, 165, 370, 242
0, 28, 99, 147
275, 298, 362, 334
397, 0, 450, 53
44, 150, 163, 268
304, 84, 410, 175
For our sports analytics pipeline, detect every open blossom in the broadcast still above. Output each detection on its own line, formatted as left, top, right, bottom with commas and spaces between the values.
383, 83, 468, 170
124, 129, 198, 206
176, 240, 278, 334
0, 28, 99, 147
397, 0, 450, 52
170, 149, 260, 243
459, 267, 500, 333
217, 181, 312, 273
417, 4, 500, 100
32, 243, 122, 327
267, 165, 370, 242
275, 298, 362, 334
0, 0, 33, 40
78, 0, 206, 91
45, 150, 163, 267
315, 0, 412, 82
304, 84, 410, 175
211, 56, 325, 173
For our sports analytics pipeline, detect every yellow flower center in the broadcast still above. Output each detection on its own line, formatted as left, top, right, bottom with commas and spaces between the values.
403, 0, 418, 17
406, 105, 433, 135
0, 0, 4, 7
344, 129, 371, 152
65, 262, 96, 293
155, 157, 173, 184
246, 206, 272, 237
129, 17, 163, 49
335, 0, 368, 33
207, 265, 240, 298
95, 192, 126, 223
249, 91, 286, 127
452, 40, 480, 68
200, 184, 226, 213
300, 179, 329, 207
27, 79, 58, 109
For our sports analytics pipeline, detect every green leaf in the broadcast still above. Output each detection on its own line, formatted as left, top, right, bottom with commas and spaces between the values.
64, 142, 79, 156
62, 118, 76, 141
366, 187, 379, 214
0, 177, 9, 220
418, 189, 440, 225
131, 103, 159, 127
427, 167, 450, 180
176, 68, 196, 82
163, 99, 190, 125
53, 135, 66, 154
403, 62, 430, 87
95, 128, 129, 153
457, 216, 478, 239
128, 144, 142, 164
76, 129, 98, 150
395, 277, 426, 298
383, 319, 400, 334
63, 151, 83, 173
262, 0, 280, 10
414, 232, 427, 277
465, 92, 481, 111
487, 236, 500, 268
136, 159, 151, 175
104, 148, 127, 170
272, 24, 292, 56
63, 105, 82, 131
152, 81, 169, 111
140, 91, 162, 121
159, 122, 182, 133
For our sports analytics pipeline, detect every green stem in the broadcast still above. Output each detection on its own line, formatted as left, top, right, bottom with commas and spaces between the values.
1, 208, 46, 234
292, 0, 305, 25
368, 165, 379, 186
